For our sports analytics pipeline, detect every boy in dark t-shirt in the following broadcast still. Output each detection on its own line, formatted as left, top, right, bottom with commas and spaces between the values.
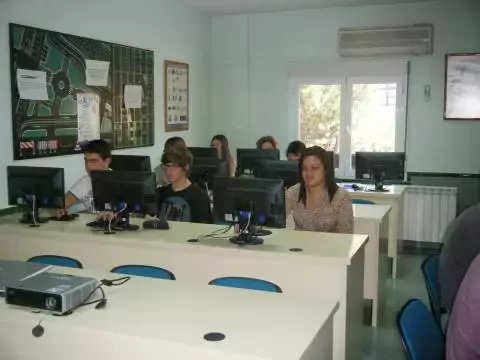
157, 148, 213, 224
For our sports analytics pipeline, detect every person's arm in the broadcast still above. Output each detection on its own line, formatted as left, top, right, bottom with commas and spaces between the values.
285, 184, 299, 216
229, 158, 237, 177
334, 189, 354, 234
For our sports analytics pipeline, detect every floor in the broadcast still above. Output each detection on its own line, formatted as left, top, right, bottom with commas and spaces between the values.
363, 254, 431, 359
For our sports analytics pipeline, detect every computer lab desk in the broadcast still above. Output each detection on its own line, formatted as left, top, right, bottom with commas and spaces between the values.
0, 266, 339, 360
341, 184, 407, 279
0, 214, 368, 360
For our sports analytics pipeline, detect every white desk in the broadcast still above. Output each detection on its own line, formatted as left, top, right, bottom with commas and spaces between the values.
342, 184, 406, 279
0, 215, 368, 360
0, 267, 339, 360
353, 204, 390, 327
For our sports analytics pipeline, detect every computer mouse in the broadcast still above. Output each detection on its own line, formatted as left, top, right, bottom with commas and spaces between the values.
142, 219, 170, 230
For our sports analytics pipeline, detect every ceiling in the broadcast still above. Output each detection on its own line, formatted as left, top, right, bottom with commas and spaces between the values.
179, 0, 439, 15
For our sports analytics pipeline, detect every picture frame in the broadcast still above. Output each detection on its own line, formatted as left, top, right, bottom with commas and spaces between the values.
444, 53, 480, 120
164, 60, 189, 131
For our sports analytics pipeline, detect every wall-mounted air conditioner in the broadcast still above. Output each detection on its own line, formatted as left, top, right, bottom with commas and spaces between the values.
338, 24, 433, 57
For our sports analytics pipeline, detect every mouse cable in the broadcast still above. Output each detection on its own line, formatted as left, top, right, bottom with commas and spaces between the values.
198, 224, 233, 240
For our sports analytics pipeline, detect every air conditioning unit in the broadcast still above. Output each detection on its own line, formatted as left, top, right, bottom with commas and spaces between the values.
338, 24, 433, 57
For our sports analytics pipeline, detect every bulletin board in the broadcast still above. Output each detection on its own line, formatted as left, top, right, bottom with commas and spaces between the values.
9, 23, 155, 160
164, 60, 189, 132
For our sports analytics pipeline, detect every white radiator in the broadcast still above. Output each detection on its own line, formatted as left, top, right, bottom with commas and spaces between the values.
401, 186, 457, 243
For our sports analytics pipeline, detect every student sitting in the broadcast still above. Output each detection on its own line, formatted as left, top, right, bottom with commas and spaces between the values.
256, 135, 278, 150
446, 251, 480, 360
286, 140, 306, 161
439, 203, 480, 310
157, 147, 213, 224
156, 136, 186, 187
285, 146, 353, 234
62, 139, 112, 214
211, 134, 236, 177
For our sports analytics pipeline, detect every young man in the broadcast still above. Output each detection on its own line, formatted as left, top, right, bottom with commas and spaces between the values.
65, 139, 112, 214
157, 147, 213, 224
155, 136, 186, 186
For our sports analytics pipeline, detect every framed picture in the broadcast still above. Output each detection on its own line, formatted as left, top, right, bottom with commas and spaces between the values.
164, 60, 189, 131
444, 53, 480, 120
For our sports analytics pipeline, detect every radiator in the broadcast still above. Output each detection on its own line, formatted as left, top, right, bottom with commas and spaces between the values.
401, 186, 457, 243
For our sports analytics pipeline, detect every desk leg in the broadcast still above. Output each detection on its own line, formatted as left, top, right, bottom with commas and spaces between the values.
387, 201, 399, 279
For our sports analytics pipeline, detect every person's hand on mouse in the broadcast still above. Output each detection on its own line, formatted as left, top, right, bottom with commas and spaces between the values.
97, 211, 116, 222
55, 208, 69, 219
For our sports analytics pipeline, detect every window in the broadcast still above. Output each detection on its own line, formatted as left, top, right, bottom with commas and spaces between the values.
291, 74, 407, 178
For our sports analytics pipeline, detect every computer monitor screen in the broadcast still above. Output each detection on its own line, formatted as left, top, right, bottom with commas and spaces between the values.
7, 166, 65, 225
190, 158, 229, 191
7, 166, 65, 209
253, 160, 300, 188
110, 155, 152, 172
355, 152, 406, 181
236, 149, 280, 175
91, 170, 157, 215
213, 177, 285, 228
188, 147, 217, 159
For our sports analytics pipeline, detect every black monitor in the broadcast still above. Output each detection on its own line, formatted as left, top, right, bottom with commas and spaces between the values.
213, 177, 285, 245
188, 147, 217, 159
190, 157, 229, 192
253, 160, 300, 188
91, 170, 157, 232
236, 149, 280, 176
7, 166, 65, 226
110, 155, 152, 172
355, 152, 406, 182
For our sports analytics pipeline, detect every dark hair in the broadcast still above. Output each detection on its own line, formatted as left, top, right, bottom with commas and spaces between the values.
256, 136, 278, 149
163, 137, 186, 152
82, 139, 111, 160
298, 146, 338, 204
211, 134, 232, 161
286, 140, 306, 158
161, 147, 193, 176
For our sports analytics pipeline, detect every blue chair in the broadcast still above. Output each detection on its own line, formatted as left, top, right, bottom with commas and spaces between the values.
27, 255, 83, 268
110, 265, 175, 280
351, 198, 375, 205
209, 276, 282, 293
397, 299, 444, 360
421, 255, 442, 326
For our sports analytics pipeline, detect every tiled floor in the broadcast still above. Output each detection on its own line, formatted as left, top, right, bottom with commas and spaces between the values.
363, 254, 431, 359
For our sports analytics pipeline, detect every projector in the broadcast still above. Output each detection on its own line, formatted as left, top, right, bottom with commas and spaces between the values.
5, 272, 99, 314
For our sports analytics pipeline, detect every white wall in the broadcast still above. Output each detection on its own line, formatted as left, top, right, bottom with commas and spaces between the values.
0, 0, 211, 208
211, 0, 480, 173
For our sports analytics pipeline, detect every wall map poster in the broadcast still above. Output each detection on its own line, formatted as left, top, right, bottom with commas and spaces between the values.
9, 23, 155, 160
164, 60, 189, 132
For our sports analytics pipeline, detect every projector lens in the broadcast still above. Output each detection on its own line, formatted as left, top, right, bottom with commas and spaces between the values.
45, 297, 57, 310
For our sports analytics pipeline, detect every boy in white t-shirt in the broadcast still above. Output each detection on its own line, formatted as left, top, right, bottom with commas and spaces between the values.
62, 139, 111, 214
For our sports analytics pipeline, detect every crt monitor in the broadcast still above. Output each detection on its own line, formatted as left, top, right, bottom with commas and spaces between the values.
188, 147, 217, 159
213, 177, 286, 229
7, 166, 65, 225
236, 149, 280, 175
253, 160, 300, 188
190, 157, 229, 191
110, 155, 152, 172
91, 170, 157, 231
355, 152, 406, 181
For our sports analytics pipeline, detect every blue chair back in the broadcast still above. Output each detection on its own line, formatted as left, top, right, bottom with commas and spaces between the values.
351, 198, 375, 205
397, 299, 444, 360
209, 276, 282, 293
27, 255, 83, 268
421, 255, 442, 326
110, 265, 175, 280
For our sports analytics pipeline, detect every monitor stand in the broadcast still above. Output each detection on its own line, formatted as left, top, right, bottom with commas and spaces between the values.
230, 232, 264, 246
19, 200, 49, 227
104, 211, 140, 234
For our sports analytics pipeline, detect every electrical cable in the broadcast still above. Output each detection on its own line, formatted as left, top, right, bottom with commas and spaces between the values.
32, 196, 38, 227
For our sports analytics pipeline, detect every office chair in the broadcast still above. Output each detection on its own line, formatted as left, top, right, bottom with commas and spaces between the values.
421, 255, 442, 327
397, 299, 444, 360
27, 255, 83, 268
110, 265, 175, 280
209, 276, 282, 293
351, 198, 375, 205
